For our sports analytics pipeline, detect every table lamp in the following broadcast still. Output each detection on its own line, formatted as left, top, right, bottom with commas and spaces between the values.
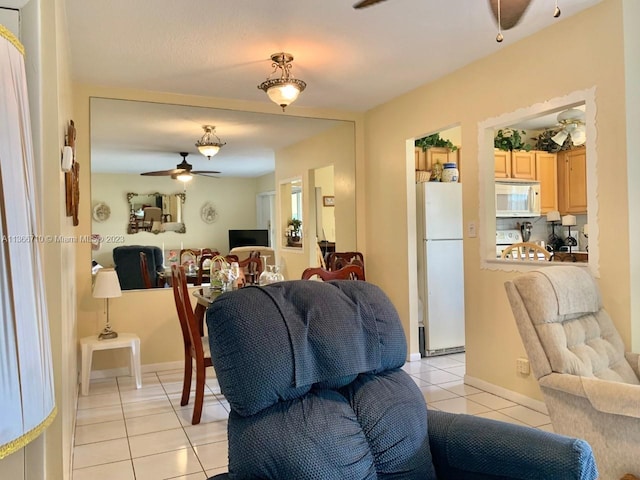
546, 210, 563, 251
93, 268, 122, 340
562, 214, 578, 259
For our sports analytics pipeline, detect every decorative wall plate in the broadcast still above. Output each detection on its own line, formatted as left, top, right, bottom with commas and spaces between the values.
92, 202, 111, 222
201, 202, 218, 224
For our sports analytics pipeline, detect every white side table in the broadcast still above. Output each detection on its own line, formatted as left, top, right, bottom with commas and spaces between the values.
80, 333, 142, 396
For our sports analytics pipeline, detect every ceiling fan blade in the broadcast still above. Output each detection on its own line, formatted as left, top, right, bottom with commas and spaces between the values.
353, 0, 387, 9
192, 170, 221, 177
488, 0, 532, 30
141, 168, 185, 176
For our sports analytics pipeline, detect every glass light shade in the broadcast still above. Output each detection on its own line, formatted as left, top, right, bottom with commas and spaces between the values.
197, 144, 220, 158
176, 172, 193, 182
546, 210, 561, 222
266, 83, 301, 107
551, 130, 569, 145
570, 125, 586, 146
92, 268, 122, 298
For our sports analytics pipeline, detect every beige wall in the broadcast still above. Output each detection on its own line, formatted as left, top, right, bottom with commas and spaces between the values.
91, 172, 263, 266
364, 0, 631, 400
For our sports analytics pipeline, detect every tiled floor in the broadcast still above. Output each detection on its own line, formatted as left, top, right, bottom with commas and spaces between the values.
72, 353, 552, 479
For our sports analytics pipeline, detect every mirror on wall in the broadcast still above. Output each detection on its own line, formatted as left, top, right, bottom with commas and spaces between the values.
126, 192, 186, 234
90, 97, 357, 272
281, 178, 303, 248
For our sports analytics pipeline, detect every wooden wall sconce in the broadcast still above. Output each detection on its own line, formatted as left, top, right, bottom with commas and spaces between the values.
64, 120, 79, 226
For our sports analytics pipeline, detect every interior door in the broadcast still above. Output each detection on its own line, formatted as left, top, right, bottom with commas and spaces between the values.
257, 192, 275, 248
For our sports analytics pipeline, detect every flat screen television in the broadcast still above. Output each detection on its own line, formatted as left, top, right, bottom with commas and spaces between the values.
228, 229, 269, 250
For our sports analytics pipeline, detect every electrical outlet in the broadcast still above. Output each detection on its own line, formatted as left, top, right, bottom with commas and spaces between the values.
516, 357, 530, 375
468, 221, 477, 238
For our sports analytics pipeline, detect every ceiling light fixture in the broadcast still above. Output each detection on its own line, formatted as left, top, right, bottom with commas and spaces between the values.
492, 0, 561, 43
258, 52, 306, 111
195, 125, 226, 159
175, 172, 193, 183
551, 108, 586, 146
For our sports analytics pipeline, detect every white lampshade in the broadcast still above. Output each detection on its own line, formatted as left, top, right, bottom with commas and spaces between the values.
176, 172, 193, 183
583, 224, 589, 235
152, 221, 163, 233
546, 210, 561, 222
562, 215, 577, 226
93, 268, 122, 299
266, 83, 302, 108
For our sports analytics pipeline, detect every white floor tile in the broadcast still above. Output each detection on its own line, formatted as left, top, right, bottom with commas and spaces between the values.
423, 356, 465, 368
193, 441, 229, 470
72, 438, 131, 469
498, 405, 551, 427
169, 473, 208, 480
85, 378, 119, 396
466, 392, 517, 410
412, 369, 461, 385
73, 460, 135, 480
206, 468, 228, 478
178, 403, 229, 426
119, 373, 159, 390
129, 428, 192, 458
75, 405, 123, 426
75, 419, 127, 445
120, 384, 169, 404
441, 365, 466, 377
446, 353, 466, 363
126, 411, 182, 436
419, 385, 459, 403
183, 420, 228, 446
77, 392, 121, 410
429, 396, 493, 415
474, 410, 528, 426
438, 380, 482, 396
132, 448, 203, 480
538, 423, 555, 433
402, 362, 436, 373
122, 397, 175, 418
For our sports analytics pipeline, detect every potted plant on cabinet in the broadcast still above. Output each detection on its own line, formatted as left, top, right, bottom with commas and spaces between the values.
494, 128, 532, 151
286, 218, 302, 246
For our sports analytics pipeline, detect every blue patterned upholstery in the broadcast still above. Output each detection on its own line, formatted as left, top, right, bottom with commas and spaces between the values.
112, 245, 163, 290
206, 280, 598, 480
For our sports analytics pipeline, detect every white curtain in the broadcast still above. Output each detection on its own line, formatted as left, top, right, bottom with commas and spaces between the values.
0, 24, 56, 459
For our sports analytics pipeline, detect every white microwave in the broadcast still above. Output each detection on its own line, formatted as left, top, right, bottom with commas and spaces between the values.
495, 181, 541, 217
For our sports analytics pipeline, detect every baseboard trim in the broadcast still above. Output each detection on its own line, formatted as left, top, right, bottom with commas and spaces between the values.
89, 361, 184, 380
464, 374, 548, 415
408, 352, 422, 362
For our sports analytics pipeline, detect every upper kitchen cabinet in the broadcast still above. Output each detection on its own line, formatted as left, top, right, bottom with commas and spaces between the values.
494, 150, 535, 180
415, 147, 459, 172
535, 151, 558, 213
557, 146, 587, 214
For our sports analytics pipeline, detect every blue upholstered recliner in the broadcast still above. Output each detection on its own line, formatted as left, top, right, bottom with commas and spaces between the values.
206, 280, 598, 480
112, 245, 163, 290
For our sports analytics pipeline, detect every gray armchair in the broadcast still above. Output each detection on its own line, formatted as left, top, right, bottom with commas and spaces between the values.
505, 266, 640, 479
206, 280, 597, 479
113, 245, 163, 290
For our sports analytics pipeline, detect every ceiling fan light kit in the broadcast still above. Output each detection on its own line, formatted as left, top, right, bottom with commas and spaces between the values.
140, 152, 221, 181
195, 125, 226, 159
258, 52, 306, 111
552, 108, 586, 146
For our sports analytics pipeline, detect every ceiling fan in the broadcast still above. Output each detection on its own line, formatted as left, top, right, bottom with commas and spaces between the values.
353, 0, 561, 42
140, 152, 220, 182
550, 108, 586, 146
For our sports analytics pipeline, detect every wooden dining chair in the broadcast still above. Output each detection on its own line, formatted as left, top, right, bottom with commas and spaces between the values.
170, 265, 213, 425
301, 264, 365, 281
501, 242, 552, 261
238, 254, 263, 285
195, 253, 215, 286
139, 252, 153, 288
326, 252, 366, 280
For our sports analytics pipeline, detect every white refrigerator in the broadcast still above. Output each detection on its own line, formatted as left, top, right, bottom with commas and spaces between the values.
416, 182, 465, 355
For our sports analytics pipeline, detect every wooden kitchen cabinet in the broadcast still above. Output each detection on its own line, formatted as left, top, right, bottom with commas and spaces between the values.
415, 147, 459, 172
494, 150, 535, 179
557, 146, 587, 214
535, 151, 558, 214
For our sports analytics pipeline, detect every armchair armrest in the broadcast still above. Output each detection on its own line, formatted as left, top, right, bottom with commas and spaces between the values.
540, 372, 640, 419
626, 352, 640, 379
427, 410, 598, 480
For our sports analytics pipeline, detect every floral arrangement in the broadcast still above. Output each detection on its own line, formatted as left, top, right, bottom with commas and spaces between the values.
494, 128, 532, 152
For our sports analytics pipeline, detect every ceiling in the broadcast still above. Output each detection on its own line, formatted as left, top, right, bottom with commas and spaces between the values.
65, 0, 601, 176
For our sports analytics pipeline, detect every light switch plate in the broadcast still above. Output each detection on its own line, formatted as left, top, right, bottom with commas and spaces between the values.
468, 221, 477, 238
